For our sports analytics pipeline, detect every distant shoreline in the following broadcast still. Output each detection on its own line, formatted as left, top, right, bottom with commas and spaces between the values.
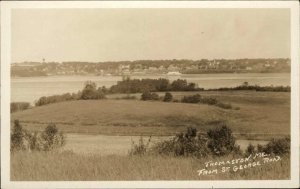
11, 72, 291, 79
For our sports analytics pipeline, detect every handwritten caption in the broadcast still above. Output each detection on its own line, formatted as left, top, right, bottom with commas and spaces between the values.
197, 152, 281, 176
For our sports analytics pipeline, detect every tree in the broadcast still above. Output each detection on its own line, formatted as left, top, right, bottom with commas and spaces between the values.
171, 79, 188, 91
11, 120, 24, 151
41, 124, 65, 151
81, 81, 105, 100
81, 81, 97, 99
163, 92, 173, 102
207, 124, 237, 156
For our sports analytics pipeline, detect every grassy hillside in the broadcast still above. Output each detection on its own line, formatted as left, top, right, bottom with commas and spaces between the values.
11, 91, 290, 139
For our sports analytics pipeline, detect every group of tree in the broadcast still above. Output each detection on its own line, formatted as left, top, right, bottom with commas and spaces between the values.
212, 82, 291, 92
130, 124, 290, 158
140, 92, 233, 109
35, 81, 106, 106
11, 120, 65, 152
110, 78, 202, 94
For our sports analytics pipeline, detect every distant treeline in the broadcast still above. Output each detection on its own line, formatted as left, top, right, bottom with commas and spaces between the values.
34, 78, 201, 106
210, 82, 291, 92
35, 81, 106, 106
29, 79, 290, 107
110, 77, 202, 93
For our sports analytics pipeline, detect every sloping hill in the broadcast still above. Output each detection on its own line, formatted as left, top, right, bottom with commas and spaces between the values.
11, 97, 290, 137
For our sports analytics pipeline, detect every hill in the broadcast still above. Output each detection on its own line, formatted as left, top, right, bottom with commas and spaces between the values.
11, 91, 290, 139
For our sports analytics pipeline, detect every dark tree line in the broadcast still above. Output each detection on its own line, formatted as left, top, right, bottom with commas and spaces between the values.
110, 78, 202, 93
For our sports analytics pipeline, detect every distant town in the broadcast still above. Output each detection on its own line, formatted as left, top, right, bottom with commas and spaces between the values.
11, 58, 290, 77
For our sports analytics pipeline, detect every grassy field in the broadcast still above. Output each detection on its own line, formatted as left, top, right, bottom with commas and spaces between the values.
10, 91, 290, 181
11, 91, 290, 139
11, 151, 290, 181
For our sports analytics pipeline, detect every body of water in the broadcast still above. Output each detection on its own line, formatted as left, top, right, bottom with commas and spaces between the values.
11, 73, 290, 104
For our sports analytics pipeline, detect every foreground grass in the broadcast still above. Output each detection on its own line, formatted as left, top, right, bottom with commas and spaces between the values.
11, 151, 290, 181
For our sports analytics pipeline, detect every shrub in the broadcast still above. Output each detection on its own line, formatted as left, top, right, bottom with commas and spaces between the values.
181, 94, 201, 103
262, 137, 290, 155
207, 124, 239, 156
41, 124, 65, 151
11, 102, 31, 113
11, 120, 25, 151
141, 91, 159, 101
152, 127, 209, 158
245, 143, 256, 156
163, 92, 173, 102
10, 120, 65, 152
200, 97, 218, 105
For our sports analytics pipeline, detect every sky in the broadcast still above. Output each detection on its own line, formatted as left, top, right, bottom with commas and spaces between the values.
11, 8, 290, 63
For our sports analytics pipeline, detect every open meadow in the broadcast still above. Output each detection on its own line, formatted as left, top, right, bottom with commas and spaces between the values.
11, 91, 290, 139
10, 90, 291, 180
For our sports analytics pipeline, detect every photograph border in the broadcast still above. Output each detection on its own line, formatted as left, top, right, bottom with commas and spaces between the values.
1, 1, 299, 188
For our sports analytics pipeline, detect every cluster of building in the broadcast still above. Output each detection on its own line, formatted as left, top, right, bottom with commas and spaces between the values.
11, 58, 291, 77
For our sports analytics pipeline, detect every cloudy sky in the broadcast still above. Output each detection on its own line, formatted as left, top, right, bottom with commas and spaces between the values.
12, 8, 290, 63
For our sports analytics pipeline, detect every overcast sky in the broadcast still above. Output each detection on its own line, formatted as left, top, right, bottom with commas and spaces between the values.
11, 8, 290, 63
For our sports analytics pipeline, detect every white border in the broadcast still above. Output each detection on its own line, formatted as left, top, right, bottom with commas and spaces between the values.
1, 1, 299, 188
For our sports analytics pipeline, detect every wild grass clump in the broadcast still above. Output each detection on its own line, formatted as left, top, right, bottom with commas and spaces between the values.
129, 136, 152, 156
11, 120, 65, 152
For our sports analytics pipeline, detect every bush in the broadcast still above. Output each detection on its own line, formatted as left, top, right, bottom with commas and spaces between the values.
10, 120, 65, 152
11, 120, 25, 151
141, 91, 159, 101
11, 102, 31, 113
41, 124, 65, 151
200, 97, 218, 105
152, 127, 209, 158
207, 124, 239, 156
245, 143, 256, 156
261, 137, 290, 155
181, 94, 201, 103
163, 92, 173, 102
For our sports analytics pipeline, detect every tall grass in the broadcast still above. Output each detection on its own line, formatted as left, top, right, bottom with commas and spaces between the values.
11, 151, 290, 181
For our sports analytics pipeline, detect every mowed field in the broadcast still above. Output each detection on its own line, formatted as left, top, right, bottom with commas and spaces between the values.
11, 91, 290, 139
